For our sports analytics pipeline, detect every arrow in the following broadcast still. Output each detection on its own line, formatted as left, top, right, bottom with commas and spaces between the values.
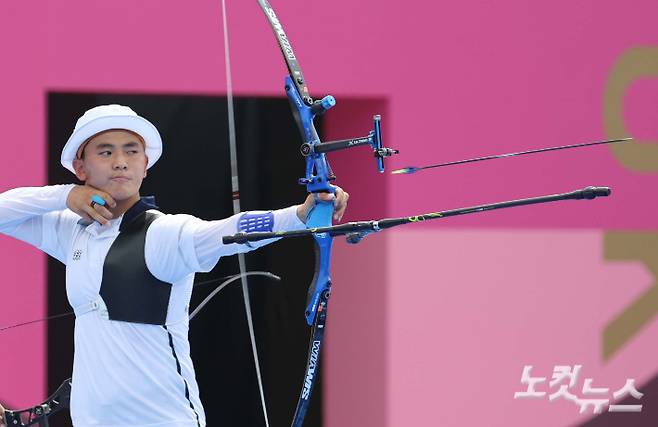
391, 138, 632, 175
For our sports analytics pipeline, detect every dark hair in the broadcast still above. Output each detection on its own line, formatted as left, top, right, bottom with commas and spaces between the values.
75, 129, 146, 160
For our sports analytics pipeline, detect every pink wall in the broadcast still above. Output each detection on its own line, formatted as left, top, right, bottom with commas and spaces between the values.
387, 230, 656, 426
1, 0, 657, 425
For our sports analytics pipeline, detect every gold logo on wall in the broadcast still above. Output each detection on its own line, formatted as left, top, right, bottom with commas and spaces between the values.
603, 46, 658, 171
603, 232, 658, 360
602, 47, 658, 360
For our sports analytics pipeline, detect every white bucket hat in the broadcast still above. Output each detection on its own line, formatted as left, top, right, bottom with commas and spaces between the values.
60, 104, 163, 174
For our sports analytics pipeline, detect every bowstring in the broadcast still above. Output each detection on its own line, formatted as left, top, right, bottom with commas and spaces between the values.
190, 272, 281, 320
0, 273, 280, 332
220, 1, 271, 426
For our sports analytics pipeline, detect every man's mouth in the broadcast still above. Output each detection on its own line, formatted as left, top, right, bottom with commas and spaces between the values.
111, 176, 130, 182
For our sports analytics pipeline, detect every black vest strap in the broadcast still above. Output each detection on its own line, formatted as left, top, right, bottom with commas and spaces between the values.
100, 212, 172, 325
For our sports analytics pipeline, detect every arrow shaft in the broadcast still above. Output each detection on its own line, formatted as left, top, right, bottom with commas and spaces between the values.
428, 138, 630, 169
393, 138, 632, 174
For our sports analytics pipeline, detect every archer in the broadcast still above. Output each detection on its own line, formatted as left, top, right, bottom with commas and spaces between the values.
0, 104, 348, 427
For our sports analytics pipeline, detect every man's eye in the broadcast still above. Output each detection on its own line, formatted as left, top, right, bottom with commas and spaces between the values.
99, 151, 112, 156
128, 150, 139, 154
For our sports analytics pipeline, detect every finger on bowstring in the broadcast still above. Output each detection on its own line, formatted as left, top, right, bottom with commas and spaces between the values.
100, 192, 117, 208
86, 187, 117, 209
83, 204, 110, 226
92, 203, 114, 221
77, 209, 94, 224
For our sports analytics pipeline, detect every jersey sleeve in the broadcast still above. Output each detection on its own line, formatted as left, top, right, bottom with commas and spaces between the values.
0, 185, 78, 263
145, 205, 305, 283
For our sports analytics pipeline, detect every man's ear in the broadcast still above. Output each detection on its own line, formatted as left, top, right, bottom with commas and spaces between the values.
143, 155, 149, 178
72, 158, 87, 182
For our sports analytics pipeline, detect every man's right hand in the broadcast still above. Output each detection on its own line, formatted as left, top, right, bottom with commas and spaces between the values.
66, 185, 117, 226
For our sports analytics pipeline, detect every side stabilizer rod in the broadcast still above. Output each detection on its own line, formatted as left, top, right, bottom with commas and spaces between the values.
223, 186, 611, 245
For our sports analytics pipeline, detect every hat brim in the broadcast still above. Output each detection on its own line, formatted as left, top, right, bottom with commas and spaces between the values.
61, 115, 162, 174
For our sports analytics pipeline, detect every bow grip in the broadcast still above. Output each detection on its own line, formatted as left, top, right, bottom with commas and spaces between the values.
303, 200, 334, 325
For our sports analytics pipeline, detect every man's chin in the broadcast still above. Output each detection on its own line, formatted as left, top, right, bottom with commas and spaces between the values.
114, 192, 140, 203
105, 187, 140, 203
87, 181, 141, 204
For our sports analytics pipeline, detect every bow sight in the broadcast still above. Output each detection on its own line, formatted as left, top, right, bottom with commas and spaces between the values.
298, 113, 399, 174
285, 75, 399, 193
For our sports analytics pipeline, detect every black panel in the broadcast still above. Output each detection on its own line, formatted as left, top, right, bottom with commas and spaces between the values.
100, 212, 171, 325
47, 93, 322, 427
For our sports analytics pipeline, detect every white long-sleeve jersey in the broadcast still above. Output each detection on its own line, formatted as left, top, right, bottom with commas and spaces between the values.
0, 185, 305, 427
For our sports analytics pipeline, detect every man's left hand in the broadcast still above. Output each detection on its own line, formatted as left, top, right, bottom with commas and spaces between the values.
296, 186, 349, 224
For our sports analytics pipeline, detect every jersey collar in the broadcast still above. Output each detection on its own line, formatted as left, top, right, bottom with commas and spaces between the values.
119, 196, 159, 232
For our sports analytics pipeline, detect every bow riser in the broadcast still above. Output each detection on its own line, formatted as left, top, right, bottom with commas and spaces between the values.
305, 202, 334, 325
284, 76, 336, 194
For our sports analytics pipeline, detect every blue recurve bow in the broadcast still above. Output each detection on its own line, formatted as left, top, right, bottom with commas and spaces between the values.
254, 1, 399, 425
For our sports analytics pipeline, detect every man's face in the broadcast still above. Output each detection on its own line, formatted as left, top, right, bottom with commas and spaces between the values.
72, 130, 148, 201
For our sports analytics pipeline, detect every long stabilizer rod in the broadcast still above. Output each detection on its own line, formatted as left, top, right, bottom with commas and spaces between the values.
391, 138, 631, 175
223, 186, 611, 245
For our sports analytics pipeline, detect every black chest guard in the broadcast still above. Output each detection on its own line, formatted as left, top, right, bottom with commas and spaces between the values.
99, 212, 172, 325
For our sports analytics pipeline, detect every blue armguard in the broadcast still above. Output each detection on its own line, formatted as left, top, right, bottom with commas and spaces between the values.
238, 212, 274, 233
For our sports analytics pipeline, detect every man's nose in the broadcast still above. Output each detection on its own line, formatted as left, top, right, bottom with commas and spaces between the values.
112, 154, 128, 170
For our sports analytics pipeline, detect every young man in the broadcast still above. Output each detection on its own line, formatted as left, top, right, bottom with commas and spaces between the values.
0, 104, 348, 427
